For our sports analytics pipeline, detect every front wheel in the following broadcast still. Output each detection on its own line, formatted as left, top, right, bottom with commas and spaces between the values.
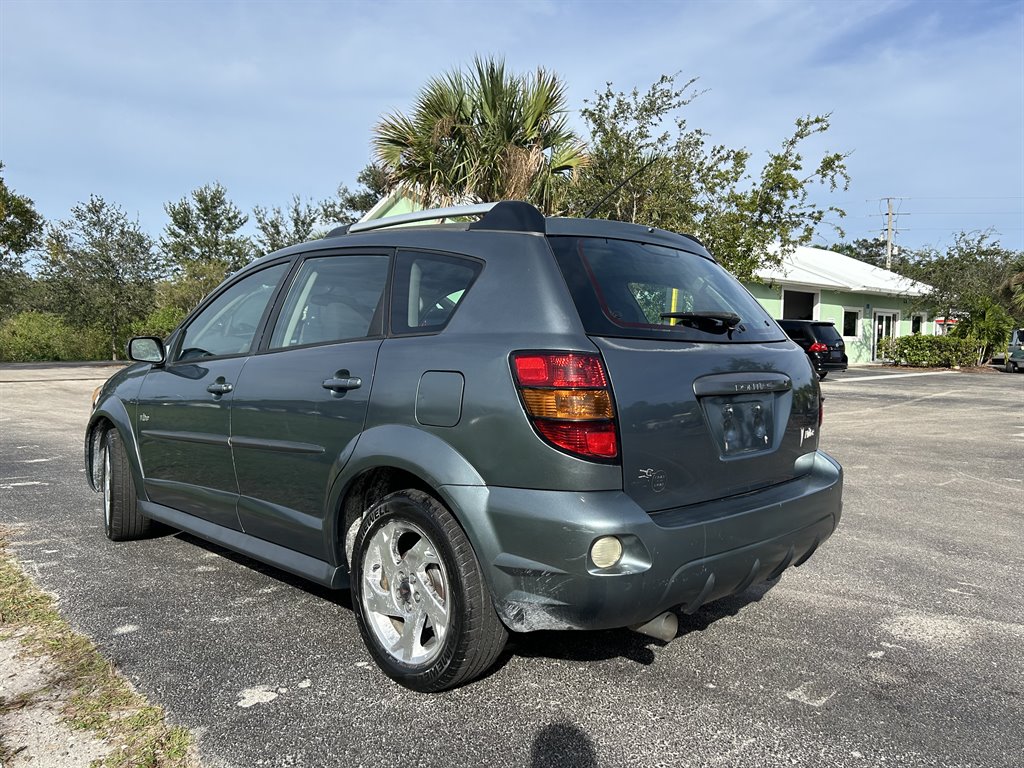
351, 490, 507, 692
102, 429, 152, 541
818, 371, 828, 380
1006, 359, 1018, 373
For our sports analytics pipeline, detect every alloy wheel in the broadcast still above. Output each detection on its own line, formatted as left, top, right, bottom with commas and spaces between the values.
359, 519, 450, 666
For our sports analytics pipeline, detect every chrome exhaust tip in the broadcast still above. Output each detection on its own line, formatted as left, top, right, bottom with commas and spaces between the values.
629, 611, 678, 643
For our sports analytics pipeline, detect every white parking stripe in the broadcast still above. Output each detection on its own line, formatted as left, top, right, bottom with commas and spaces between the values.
828, 370, 955, 383
826, 389, 964, 420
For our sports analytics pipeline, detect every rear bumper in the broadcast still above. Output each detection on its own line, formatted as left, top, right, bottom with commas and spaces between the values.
442, 451, 842, 632
809, 353, 848, 373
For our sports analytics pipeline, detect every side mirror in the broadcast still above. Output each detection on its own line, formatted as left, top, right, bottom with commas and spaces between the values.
127, 336, 166, 364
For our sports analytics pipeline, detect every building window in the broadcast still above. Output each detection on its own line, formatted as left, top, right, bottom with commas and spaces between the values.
842, 309, 860, 337
911, 314, 924, 334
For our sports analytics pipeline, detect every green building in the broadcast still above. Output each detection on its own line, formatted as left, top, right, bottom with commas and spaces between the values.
747, 245, 933, 365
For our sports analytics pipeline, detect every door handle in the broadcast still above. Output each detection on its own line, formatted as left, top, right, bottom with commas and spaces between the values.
322, 376, 362, 392
207, 382, 234, 395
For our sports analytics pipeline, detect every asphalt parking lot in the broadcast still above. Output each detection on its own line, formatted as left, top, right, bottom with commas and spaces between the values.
1, 363, 1022, 768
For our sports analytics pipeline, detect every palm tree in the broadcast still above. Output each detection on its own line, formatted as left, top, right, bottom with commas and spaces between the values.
373, 57, 588, 214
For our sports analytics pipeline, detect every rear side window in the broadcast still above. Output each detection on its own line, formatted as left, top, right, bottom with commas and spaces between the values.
550, 237, 784, 343
779, 324, 806, 342
390, 250, 481, 335
270, 254, 389, 349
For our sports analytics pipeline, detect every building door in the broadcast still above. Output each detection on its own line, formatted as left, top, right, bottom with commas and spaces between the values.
783, 290, 816, 320
873, 311, 896, 360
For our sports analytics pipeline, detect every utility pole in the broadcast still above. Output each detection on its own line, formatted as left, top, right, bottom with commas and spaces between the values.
885, 197, 894, 271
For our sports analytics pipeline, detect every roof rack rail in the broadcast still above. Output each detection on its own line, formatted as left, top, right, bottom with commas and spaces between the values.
341, 200, 547, 236
347, 203, 498, 234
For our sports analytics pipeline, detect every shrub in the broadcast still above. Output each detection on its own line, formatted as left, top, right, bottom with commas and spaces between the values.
878, 334, 978, 368
0, 312, 79, 361
0, 313, 116, 362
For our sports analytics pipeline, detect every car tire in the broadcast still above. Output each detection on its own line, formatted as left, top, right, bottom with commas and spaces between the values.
1006, 360, 1018, 373
102, 429, 152, 541
351, 489, 507, 692
818, 371, 828, 380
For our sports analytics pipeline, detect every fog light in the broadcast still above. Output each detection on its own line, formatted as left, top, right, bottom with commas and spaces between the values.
590, 536, 623, 569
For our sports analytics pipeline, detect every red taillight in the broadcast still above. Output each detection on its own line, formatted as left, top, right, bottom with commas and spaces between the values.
511, 351, 618, 461
535, 420, 618, 459
808, 342, 828, 353
512, 353, 608, 387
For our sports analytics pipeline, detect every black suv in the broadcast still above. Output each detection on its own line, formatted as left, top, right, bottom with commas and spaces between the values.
777, 320, 848, 378
87, 201, 843, 691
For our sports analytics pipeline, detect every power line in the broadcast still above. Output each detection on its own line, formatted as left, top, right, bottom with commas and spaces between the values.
867, 211, 1022, 216
892, 196, 1024, 200
860, 196, 1023, 201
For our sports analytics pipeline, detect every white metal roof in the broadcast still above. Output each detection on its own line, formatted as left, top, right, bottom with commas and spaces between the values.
755, 245, 932, 297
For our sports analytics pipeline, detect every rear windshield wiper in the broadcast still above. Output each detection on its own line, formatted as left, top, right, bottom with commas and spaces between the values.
660, 311, 742, 332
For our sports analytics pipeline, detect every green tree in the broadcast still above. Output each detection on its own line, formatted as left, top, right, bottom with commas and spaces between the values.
563, 74, 850, 280
829, 237, 911, 272
997, 264, 1024, 317
40, 196, 159, 359
321, 163, 391, 226
904, 230, 1023, 361
161, 182, 254, 312
949, 296, 1015, 365
373, 56, 588, 214
0, 163, 45, 317
253, 195, 320, 254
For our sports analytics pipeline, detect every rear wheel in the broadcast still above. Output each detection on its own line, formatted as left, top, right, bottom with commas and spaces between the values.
102, 430, 152, 541
351, 490, 506, 692
1006, 359, 1018, 373
818, 371, 828, 380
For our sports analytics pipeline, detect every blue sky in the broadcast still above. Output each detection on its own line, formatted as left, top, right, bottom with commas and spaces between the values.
2, 0, 1022, 255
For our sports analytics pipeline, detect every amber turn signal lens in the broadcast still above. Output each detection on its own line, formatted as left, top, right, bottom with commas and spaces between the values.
521, 388, 614, 420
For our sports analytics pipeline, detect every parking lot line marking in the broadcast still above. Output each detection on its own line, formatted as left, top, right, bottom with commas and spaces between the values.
826, 389, 964, 420
954, 469, 1023, 493
829, 370, 954, 383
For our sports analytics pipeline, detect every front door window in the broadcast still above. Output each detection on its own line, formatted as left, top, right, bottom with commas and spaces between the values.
178, 264, 288, 360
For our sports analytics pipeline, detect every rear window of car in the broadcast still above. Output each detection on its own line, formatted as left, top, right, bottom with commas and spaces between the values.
549, 236, 785, 343
811, 324, 843, 345
778, 322, 810, 342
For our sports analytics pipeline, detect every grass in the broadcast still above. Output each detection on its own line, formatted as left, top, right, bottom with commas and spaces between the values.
0, 530, 195, 768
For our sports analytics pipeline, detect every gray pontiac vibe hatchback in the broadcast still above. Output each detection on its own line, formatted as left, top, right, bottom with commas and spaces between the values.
85, 201, 843, 691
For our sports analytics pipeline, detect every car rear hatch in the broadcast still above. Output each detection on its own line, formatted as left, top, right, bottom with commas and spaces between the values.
810, 322, 847, 363
550, 235, 821, 513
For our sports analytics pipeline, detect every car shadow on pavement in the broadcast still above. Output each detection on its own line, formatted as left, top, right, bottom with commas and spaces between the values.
501, 578, 780, 671
530, 722, 599, 768
173, 531, 353, 610
172, 529, 777, 675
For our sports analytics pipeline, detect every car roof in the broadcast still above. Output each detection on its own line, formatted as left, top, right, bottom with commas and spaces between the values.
238, 201, 714, 276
